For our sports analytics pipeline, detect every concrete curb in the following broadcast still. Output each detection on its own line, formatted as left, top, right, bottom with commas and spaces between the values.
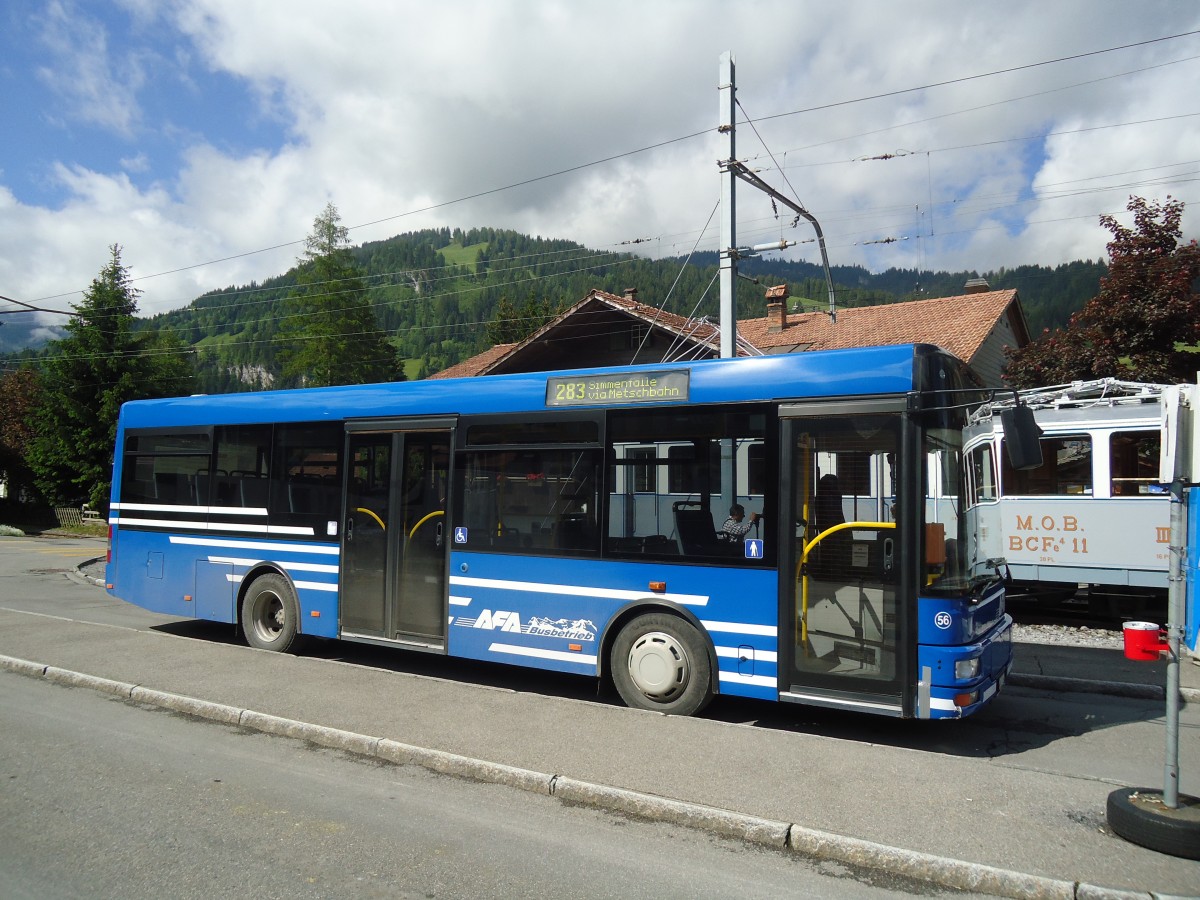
1009, 672, 1200, 704
2, 653, 1150, 900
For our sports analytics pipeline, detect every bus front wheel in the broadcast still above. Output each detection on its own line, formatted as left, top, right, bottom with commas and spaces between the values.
611, 613, 713, 716
242, 573, 301, 653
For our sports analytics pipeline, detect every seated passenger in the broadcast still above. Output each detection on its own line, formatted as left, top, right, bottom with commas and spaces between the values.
721, 503, 760, 539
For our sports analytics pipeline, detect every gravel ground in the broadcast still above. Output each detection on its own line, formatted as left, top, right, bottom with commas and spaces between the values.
1011, 622, 1123, 649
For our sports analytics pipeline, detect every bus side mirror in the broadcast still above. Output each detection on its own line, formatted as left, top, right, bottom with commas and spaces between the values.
1001, 405, 1043, 470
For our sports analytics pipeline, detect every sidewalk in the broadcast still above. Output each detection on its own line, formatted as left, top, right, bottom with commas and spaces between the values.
2, 566, 1198, 898
1011, 640, 1200, 703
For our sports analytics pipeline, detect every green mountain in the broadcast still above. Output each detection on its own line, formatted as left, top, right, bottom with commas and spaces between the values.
6, 226, 1107, 393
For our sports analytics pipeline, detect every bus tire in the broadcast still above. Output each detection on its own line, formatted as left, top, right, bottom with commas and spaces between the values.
1106, 788, 1200, 860
241, 573, 302, 653
611, 613, 713, 716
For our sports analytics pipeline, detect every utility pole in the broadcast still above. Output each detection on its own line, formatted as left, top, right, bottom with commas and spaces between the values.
715, 56, 837, 336
722, 161, 838, 322
718, 52, 737, 359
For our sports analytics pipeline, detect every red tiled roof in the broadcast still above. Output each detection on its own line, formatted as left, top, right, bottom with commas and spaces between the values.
426, 288, 1023, 378
427, 342, 516, 379
737, 289, 1021, 364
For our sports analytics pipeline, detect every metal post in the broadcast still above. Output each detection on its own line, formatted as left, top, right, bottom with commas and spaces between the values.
1164, 476, 1184, 807
718, 51, 736, 360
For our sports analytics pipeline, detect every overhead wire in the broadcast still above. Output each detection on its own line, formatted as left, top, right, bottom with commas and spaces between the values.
20, 28, 1199, 309
6, 29, 1198, 371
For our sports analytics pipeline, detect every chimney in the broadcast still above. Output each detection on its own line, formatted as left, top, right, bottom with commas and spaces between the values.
964, 278, 990, 294
623, 287, 638, 303
765, 284, 788, 333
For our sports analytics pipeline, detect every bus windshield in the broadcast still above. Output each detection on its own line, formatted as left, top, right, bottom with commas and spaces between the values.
923, 421, 973, 597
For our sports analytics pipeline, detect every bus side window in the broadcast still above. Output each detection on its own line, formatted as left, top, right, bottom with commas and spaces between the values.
270, 423, 343, 525
119, 431, 210, 507
212, 425, 273, 510
456, 446, 601, 555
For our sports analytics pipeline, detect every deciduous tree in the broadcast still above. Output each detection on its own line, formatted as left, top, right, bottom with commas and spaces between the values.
1006, 196, 1200, 387
0, 367, 42, 505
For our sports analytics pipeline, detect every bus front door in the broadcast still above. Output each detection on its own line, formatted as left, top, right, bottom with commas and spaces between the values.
781, 405, 908, 714
342, 425, 452, 648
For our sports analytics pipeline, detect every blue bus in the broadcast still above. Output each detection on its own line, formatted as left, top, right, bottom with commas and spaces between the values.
106, 344, 1017, 719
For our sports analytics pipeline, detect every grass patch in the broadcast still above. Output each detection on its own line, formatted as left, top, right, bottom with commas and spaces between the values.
439, 241, 487, 268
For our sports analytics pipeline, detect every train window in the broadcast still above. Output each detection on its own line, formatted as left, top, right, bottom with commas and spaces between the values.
1110, 431, 1161, 496
1002, 434, 1092, 496
968, 444, 996, 505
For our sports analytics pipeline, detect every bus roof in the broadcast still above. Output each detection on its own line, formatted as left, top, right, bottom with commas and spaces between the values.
117, 343, 948, 430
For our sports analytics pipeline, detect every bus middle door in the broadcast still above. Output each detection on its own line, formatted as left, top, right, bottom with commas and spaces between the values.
342, 421, 453, 649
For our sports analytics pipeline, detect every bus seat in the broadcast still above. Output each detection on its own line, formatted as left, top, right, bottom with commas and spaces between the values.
642, 534, 678, 555
554, 515, 589, 551
194, 472, 211, 505
609, 536, 645, 554
154, 472, 192, 504
240, 476, 269, 508
673, 501, 719, 555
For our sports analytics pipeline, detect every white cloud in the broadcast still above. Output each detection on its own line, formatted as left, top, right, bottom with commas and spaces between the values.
34, 0, 145, 136
1, 0, 1197, 323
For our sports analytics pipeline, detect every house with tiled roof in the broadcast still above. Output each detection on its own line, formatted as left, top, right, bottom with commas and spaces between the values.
431, 282, 1029, 387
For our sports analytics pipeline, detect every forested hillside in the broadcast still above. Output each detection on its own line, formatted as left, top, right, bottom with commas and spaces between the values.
10, 227, 1107, 394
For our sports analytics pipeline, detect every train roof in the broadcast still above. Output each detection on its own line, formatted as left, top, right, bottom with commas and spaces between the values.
967, 378, 1170, 428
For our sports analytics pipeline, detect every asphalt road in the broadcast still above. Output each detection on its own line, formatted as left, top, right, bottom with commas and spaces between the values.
2, 673, 932, 900
1, 534, 1198, 896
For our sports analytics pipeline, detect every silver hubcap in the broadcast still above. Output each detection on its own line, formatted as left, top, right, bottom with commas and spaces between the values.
253, 593, 284, 641
627, 631, 690, 702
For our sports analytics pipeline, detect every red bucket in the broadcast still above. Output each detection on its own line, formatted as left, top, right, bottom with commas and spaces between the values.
1122, 621, 1167, 661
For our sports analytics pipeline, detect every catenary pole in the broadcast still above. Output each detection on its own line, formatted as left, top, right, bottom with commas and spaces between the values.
718, 52, 736, 360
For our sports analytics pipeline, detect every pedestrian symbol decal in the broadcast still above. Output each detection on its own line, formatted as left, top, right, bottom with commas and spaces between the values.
745, 539, 763, 559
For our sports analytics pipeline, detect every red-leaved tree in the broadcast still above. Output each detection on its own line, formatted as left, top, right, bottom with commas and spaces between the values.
1005, 196, 1200, 387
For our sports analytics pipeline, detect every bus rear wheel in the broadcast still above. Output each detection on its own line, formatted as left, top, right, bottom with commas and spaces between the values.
242, 573, 301, 653
611, 613, 713, 716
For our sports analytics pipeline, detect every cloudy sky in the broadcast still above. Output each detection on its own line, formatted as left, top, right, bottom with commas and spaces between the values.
1, 0, 1197, 338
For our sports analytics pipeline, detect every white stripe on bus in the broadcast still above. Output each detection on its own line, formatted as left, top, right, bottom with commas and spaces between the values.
700, 620, 777, 636
205, 555, 339, 574
113, 517, 314, 537
449, 596, 471, 606
717, 671, 777, 688
168, 536, 339, 555
449, 575, 708, 607
293, 580, 338, 593
223, 574, 337, 593
714, 646, 778, 663
112, 502, 268, 516
487, 643, 598, 666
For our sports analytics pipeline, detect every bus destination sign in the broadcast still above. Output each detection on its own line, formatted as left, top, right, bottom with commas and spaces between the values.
546, 369, 690, 407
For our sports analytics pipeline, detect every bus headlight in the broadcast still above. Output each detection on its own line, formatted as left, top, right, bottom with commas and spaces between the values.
955, 657, 980, 679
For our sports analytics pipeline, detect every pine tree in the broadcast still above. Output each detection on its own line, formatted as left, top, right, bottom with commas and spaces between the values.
27, 245, 195, 508
277, 203, 402, 387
